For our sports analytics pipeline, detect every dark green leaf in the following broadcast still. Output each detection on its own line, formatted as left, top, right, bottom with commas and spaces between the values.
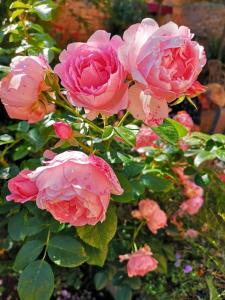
116, 285, 132, 300
18, 260, 54, 300
48, 235, 87, 267
84, 244, 108, 267
152, 119, 179, 145
141, 174, 172, 192
94, 271, 108, 290
112, 173, 133, 203
115, 126, 135, 146
14, 240, 44, 271
8, 210, 28, 241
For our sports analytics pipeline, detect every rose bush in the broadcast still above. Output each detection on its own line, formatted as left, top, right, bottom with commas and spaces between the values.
0, 9, 224, 300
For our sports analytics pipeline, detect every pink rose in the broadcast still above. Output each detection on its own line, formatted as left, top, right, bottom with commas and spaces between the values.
135, 126, 159, 150
119, 245, 158, 277
185, 229, 198, 238
186, 81, 206, 98
7, 170, 38, 203
184, 181, 203, 198
173, 111, 194, 133
29, 151, 123, 226
0, 55, 55, 123
53, 122, 73, 140
132, 199, 167, 234
128, 83, 169, 126
179, 196, 204, 215
119, 18, 206, 102
54, 30, 128, 119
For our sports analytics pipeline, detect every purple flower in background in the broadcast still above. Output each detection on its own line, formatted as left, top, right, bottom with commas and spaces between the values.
183, 265, 193, 273
175, 260, 181, 267
175, 252, 182, 260
175, 252, 182, 267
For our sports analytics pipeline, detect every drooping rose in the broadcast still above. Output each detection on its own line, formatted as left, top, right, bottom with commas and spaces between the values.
135, 126, 159, 150
29, 151, 123, 226
119, 245, 158, 277
7, 170, 38, 203
173, 111, 194, 133
53, 122, 73, 140
132, 199, 167, 234
119, 18, 206, 102
54, 30, 128, 119
0, 55, 54, 123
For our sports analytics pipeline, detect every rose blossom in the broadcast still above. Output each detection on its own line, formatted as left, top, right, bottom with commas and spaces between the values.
0, 55, 54, 123
53, 122, 73, 140
173, 111, 194, 133
135, 126, 159, 150
183, 181, 203, 198
7, 170, 38, 203
28, 151, 123, 226
179, 196, 204, 216
132, 199, 167, 234
119, 18, 206, 102
54, 30, 128, 119
119, 245, 158, 277
185, 229, 198, 238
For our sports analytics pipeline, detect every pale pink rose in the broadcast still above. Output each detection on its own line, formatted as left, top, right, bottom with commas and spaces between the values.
185, 229, 198, 238
54, 30, 128, 119
184, 181, 203, 198
173, 111, 194, 133
0, 55, 54, 123
29, 151, 123, 226
128, 83, 169, 126
132, 199, 167, 234
119, 245, 158, 277
53, 122, 73, 140
7, 170, 38, 203
179, 196, 204, 215
135, 126, 159, 150
119, 19, 206, 102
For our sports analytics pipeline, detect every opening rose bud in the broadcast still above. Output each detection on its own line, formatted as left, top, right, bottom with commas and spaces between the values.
53, 122, 73, 140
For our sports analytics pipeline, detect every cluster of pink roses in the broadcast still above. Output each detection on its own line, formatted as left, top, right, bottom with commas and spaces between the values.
174, 167, 204, 216
0, 18, 205, 125
7, 151, 123, 226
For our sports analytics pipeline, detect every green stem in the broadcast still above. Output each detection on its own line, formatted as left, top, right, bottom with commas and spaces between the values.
132, 220, 146, 244
51, 94, 103, 134
42, 229, 50, 261
117, 111, 130, 127
0, 138, 22, 167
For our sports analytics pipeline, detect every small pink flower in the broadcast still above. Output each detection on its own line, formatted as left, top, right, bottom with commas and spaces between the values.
55, 30, 128, 119
173, 111, 194, 133
0, 55, 54, 123
53, 122, 73, 140
185, 229, 198, 238
119, 245, 158, 277
179, 196, 204, 215
7, 170, 38, 203
184, 181, 203, 198
135, 126, 159, 150
119, 19, 206, 102
132, 199, 167, 234
43, 150, 57, 160
29, 151, 123, 226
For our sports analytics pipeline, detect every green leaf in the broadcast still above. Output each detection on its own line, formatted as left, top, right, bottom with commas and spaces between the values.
14, 240, 44, 271
166, 118, 188, 138
77, 205, 117, 250
102, 125, 114, 141
26, 217, 45, 236
84, 244, 108, 267
155, 254, 167, 273
33, 2, 57, 21
152, 119, 179, 145
48, 235, 87, 267
94, 271, 108, 290
10, 1, 31, 9
17, 121, 30, 132
215, 149, 225, 162
8, 210, 28, 241
141, 174, 172, 192
18, 260, 54, 300
112, 173, 133, 203
194, 150, 216, 167
210, 133, 225, 144
116, 285, 132, 300
115, 126, 135, 146
13, 144, 29, 161
206, 276, 220, 300
10, 9, 24, 21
